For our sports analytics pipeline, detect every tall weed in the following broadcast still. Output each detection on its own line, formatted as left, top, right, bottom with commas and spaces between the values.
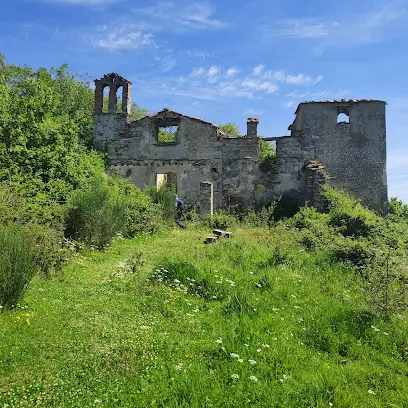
66, 175, 127, 248
0, 224, 39, 309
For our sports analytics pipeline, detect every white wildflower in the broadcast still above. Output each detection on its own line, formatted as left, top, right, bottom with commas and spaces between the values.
215, 338, 223, 344
261, 344, 270, 348
237, 359, 243, 363
248, 359, 257, 365
175, 363, 183, 371
368, 389, 376, 395
230, 353, 240, 358
231, 374, 239, 379
249, 375, 258, 382
256, 349, 262, 353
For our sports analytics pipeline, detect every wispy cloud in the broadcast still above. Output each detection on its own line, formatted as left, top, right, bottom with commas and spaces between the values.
263, 5, 405, 46
91, 24, 155, 50
133, 1, 227, 31
40, 0, 121, 5
134, 64, 322, 102
253, 64, 323, 85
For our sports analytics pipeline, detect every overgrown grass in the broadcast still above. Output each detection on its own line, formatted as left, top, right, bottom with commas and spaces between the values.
0, 225, 406, 407
0, 225, 39, 309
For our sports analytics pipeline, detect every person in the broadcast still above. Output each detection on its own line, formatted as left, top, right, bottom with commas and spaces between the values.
174, 194, 185, 229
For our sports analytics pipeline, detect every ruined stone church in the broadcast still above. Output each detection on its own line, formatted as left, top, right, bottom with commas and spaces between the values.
93, 73, 388, 214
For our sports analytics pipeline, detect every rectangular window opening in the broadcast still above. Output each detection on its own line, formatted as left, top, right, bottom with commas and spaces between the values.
158, 125, 178, 144
156, 172, 177, 191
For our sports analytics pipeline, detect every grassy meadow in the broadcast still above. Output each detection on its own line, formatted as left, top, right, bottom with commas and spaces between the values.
1, 225, 407, 407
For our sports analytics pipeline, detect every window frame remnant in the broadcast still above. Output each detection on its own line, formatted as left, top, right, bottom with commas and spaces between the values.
156, 117, 180, 145
336, 107, 350, 124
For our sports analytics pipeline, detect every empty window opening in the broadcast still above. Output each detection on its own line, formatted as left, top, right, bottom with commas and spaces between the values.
211, 167, 217, 172
337, 108, 350, 124
156, 172, 177, 191
116, 85, 123, 113
102, 86, 109, 113
158, 126, 178, 144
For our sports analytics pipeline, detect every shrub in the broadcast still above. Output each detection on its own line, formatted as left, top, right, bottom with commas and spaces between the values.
241, 203, 276, 228
66, 175, 128, 248
364, 252, 408, 319
145, 186, 176, 225
112, 177, 163, 237
324, 187, 380, 238
204, 210, 237, 230
329, 238, 377, 269
0, 224, 39, 309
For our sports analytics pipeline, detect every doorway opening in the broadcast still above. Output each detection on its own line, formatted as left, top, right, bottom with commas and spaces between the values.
156, 172, 177, 191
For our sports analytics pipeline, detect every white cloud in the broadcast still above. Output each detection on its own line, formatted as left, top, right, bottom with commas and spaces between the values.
93, 25, 155, 50
253, 65, 264, 76
41, 0, 120, 5
226, 67, 239, 77
263, 70, 322, 85
263, 5, 405, 46
133, 1, 227, 31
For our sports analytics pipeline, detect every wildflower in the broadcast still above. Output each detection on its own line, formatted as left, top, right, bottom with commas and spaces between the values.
249, 376, 258, 382
279, 374, 290, 382
230, 353, 240, 358
174, 279, 180, 283
231, 374, 239, 379
237, 359, 243, 363
261, 344, 270, 348
140, 325, 150, 330
248, 360, 257, 365
371, 325, 380, 332
175, 363, 183, 371
368, 389, 376, 395
215, 338, 223, 344
256, 349, 262, 353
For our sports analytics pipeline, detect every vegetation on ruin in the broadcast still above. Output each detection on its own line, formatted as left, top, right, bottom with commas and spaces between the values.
0, 56, 407, 407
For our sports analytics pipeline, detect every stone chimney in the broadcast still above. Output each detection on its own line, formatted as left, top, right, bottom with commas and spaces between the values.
246, 118, 259, 138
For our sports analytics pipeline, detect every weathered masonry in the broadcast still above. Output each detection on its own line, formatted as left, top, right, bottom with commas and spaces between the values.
94, 73, 388, 214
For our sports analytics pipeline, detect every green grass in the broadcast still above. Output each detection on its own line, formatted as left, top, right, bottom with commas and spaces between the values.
0, 226, 407, 407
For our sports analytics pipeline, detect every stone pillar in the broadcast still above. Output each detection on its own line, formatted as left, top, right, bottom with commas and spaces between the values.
94, 80, 105, 114
122, 83, 132, 115
199, 181, 213, 219
108, 85, 117, 113
247, 118, 259, 138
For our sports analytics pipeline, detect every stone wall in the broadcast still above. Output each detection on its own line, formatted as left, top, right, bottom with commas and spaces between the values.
93, 73, 388, 214
292, 101, 388, 214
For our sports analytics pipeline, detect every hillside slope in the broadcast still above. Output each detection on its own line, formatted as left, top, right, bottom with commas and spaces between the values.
1, 226, 407, 407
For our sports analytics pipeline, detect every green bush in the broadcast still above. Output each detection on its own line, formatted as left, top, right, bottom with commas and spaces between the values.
111, 176, 163, 237
145, 186, 176, 225
204, 210, 237, 230
0, 224, 39, 309
66, 175, 128, 248
329, 238, 377, 269
241, 202, 276, 228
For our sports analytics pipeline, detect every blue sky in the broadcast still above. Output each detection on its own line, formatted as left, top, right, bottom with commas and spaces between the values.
1, 0, 408, 201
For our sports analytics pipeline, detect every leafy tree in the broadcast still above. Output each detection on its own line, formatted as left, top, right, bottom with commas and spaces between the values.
0, 56, 105, 213
259, 139, 276, 172
218, 122, 241, 136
